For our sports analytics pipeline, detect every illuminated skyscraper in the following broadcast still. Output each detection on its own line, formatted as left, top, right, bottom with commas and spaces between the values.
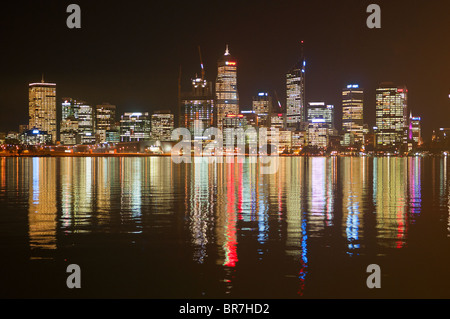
181, 76, 214, 138
96, 103, 117, 143
342, 84, 364, 146
120, 112, 151, 142
409, 113, 422, 145
215, 45, 239, 129
252, 92, 272, 127
78, 103, 95, 144
306, 102, 334, 148
286, 42, 306, 131
151, 111, 174, 141
375, 83, 408, 148
60, 98, 82, 145
29, 79, 57, 143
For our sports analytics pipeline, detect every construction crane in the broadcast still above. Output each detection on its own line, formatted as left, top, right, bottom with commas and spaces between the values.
198, 45, 205, 81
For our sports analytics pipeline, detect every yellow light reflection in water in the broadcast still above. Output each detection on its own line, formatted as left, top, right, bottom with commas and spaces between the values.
373, 157, 408, 248
28, 157, 57, 259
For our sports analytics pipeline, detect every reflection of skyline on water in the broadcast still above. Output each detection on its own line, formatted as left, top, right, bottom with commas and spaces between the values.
0, 156, 449, 297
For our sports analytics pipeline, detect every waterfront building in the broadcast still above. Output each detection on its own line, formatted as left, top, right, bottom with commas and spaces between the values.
306, 102, 334, 148
375, 83, 408, 149
286, 42, 306, 131
342, 84, 364, 146
270, 112, 286, 130
120, 112, 151, 142
180, 76, 214, 139
215, 45, 239, 129
409, 113, 422, 146
151, 111, 174, 141
19, 128, 52, 145
60, 117, 79, 145
252, 92, 272, 127
96, 103, 117, 143
60, 98, 82, 145
29, 79, 57, 144
78, 103, 95, 144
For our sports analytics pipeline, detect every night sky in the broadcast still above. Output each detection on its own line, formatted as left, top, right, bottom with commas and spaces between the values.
0, 0, 449, 141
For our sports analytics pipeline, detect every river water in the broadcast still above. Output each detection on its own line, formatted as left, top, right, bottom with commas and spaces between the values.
0, 156, 449, 298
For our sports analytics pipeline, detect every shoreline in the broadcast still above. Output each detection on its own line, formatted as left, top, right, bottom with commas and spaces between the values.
0, 152, 440, 158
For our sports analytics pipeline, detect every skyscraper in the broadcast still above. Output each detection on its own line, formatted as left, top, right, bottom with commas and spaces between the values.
120, 112, 151, 142
215, 45, 239, 130
409, 113, 422, 146
306, 102, 334, 148
286, 42, 306, 131
181, 75, 214, 138
151, 111, 174, 141
78, 103, 95, 144
342, 84, 364, 146
252, 92, 272, 127
375, 83, 408, 148
60, 98, 81, 145
96, 103, 117, 143
29, 79, 57, 143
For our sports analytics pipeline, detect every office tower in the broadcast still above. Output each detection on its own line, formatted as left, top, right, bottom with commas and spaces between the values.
306, 102, 334, 148
120, 112, 151, 142
180, 76, 214, 138
409, 113, 422, 145
270, 113, 286, 130
375, 83, 408, 148
60, 118, 79, 145
215, 45, 239, 129
252, 92, 272, 127
151, 111, 174, 141
96, 103, 117, 143
286, 42, 306, 131
342, 84, 364, 146
270, 95, 286, 130
61, 98, 81, 121
78, 103, 95, 144
29, 79, 57, 143
60, 98, 81, 145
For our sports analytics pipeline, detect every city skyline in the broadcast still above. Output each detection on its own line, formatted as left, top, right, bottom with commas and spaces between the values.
0, 0, 449, 142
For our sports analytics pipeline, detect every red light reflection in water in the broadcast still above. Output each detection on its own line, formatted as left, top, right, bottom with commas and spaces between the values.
224, 162, 238, 268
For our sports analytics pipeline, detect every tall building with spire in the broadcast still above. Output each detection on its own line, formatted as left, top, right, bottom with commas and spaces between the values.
215, 45, 239, 130
29, 76, 57, 144
286, 41, 306, 131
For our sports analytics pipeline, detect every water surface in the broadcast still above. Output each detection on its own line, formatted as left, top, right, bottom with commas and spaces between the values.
0, 156, 449, 298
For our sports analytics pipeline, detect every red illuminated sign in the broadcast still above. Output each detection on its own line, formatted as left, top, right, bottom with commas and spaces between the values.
226, 61, 236, 66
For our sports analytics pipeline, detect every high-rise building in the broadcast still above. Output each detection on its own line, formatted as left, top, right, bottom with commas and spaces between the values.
96, 103, 117, 143
180, 76, 214, 138
29, 79, 57, 143
342, 84, 364, 146
409, 113, 422, 145
120, 112, 151, 142
270, 113, 286, 130
61, 98, 81, 121
215, 45, 239, 130
60, 98, 82, 145
375, 83, 408, 148
151, 111, 174, 141
306, 102, 334, 148
252, 92, 272, 127
78, 103, 95, 144
286, 42, 306, 131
